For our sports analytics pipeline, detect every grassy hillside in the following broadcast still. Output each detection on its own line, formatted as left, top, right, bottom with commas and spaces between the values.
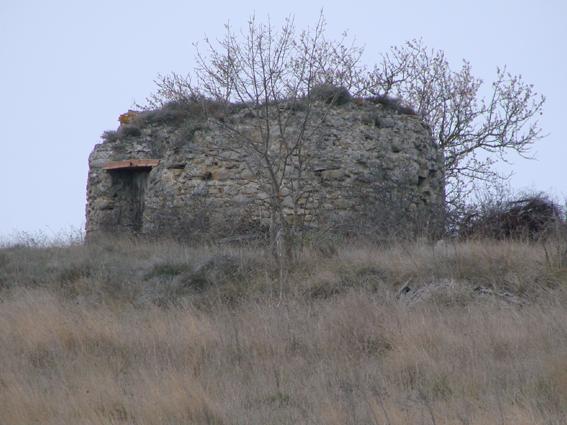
1, 237, 567, 424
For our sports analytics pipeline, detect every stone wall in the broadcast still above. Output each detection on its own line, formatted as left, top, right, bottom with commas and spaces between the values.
86, 100, 445, 240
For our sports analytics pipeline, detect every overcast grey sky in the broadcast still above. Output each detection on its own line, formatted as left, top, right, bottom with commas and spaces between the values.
1, 0, 565, 238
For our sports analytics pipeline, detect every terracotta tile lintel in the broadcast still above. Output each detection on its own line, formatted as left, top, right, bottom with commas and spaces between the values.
103, 159, 160, 170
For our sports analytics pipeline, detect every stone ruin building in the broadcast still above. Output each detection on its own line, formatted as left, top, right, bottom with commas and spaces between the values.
86, 97, 445, 240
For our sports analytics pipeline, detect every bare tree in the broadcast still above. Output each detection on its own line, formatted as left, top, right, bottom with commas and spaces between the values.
146, 17, 545, 244
364, 39, 545, 210
147, 14, 363, 262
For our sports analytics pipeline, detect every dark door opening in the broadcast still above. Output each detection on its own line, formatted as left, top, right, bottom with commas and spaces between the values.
109, 168, 151, 233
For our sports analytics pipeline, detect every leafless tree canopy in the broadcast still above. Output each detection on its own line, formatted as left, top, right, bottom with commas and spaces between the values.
148, 15, 368, 261
147, 15, 364, 107
366, 39, 545, 208
146, 15, 545, 240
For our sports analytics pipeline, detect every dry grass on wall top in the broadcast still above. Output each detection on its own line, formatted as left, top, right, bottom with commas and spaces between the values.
1, 237, 567, 424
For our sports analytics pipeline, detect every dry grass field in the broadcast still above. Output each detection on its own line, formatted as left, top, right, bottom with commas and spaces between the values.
1, 236, 567, 424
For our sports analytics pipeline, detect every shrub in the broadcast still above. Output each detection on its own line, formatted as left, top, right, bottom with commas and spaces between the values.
367, 94, 417, 115
117, 124, 142, 138
137, 100, 200, 126
459, 194, 563, 240
101, 130, 119, 143
310, 84, 352, 105
138, 98, 230, 127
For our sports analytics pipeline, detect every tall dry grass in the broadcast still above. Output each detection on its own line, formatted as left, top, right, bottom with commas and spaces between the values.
1, 237, 567, 424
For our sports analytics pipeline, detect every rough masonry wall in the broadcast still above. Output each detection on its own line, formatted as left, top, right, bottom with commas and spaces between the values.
86, 101, 444, 239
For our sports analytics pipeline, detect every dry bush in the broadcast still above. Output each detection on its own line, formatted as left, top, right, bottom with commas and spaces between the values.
366, 94, 417, 115
310, 84, 352, 105
1, 238, 567, 424
459, 194, 563, 240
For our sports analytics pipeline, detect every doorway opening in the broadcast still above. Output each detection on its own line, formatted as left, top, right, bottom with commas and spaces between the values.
104, 159, 159, 233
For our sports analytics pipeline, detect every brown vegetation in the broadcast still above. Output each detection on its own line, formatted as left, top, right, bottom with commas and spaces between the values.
459, 194, 563, 241
1, 236, 567, 424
